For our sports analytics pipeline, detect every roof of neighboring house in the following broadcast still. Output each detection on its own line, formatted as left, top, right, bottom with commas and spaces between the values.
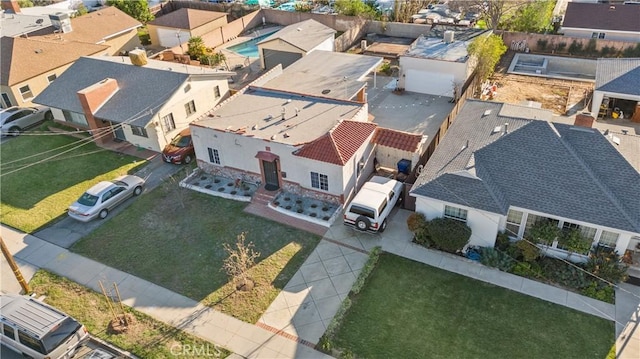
562, 2, 640, 33
371, 127, 424, 152
595, 58, 640, 96
193, 87, 364, 146
148, 8, 227, 30
605, 131, 640, 174
0, 36, 109, 86
261, 51, 382, 100
402, 27, 489, 62
33, 56, 228, 127
0, 13, 54, 37
293, 120, 377, 165
411, 100, 640, 233
31, 6, 141, 44
258, 19, 336, 52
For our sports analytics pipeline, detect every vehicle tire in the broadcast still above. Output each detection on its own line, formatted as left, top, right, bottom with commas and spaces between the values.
9, 126, 20, 136
355, 216, 370, 231
183, 154, 192, 164
133, 186, 143, 196
45, 110, 53, 121
99, 208, 109, 219
379, 219, 388, 233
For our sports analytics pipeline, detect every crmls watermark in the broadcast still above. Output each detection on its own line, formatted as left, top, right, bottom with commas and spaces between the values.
170, 344, 223, 357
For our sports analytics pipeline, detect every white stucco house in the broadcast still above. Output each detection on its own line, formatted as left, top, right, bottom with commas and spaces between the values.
560, 2, 640, 42
590, 58, 640, 120
257, 19, 336, 71
398, 27, 490, 97
410, 100, 640, 262
33, 51, 234, 152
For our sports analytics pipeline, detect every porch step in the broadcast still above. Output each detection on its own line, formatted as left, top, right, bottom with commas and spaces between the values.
251, 187, 279, 206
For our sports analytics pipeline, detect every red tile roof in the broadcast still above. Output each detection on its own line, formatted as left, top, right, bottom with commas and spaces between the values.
294, 120, 377, 165
371, 128, 423, 152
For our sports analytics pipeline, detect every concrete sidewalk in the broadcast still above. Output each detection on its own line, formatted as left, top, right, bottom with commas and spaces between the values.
0, 225, 332, 359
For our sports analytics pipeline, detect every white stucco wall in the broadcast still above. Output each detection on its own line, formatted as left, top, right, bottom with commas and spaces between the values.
398, 56, 468, 96
560, 28, 640, 42
310, 37, 335, 53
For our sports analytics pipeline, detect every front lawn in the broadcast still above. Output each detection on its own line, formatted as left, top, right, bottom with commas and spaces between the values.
29, 270, 231, 358
0, 126, 145, 232
72, 177, 321, 323
331, 253, 615, 358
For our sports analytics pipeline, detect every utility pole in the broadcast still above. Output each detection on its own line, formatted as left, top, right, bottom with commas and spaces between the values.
0, 235, 30, 294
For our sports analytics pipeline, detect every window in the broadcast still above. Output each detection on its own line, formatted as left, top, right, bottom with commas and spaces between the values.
131, 126, 148, 137
444, 205, 467, 222
214, 85, 221, 99
1, 93, 12, 108
598, 230, 619, 248
62, 110, 88, 126
162, 113, 175, 131
311, 172, 328, 191
506, 209, 523, 237
208, 147, 220, 164
3, 324, 15, 340
598, 32, 605, 39
184, 100, 196, 116
591, 32, 598, 39
19, 85, 33, 100
47, 74, 57, 83
562, 221, 596, 241
18, 331, 45, 354
524, 214, 559, 238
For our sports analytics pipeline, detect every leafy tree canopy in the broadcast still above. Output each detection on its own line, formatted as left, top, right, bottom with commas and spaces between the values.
468, 34, 507, 82
106, 0, 154, 23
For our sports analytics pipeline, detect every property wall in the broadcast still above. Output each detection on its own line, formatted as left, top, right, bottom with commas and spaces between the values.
374, 145, 423, 173
560, 28, 640, 43
414, 197, 501, 247
104, 29, 143, 55
367, 21, 427, 39
11, 65, 75, 108
501, 31, 640, 54
191, 16, 229, 39
398, 56, 467, 96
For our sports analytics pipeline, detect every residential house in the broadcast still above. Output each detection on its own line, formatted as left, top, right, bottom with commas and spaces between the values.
560, 2, 640, 42
257, 19, 336, 70
410, 100, 640, 261
0, 36, 109, 108
590, 58, 640, 120
398, 26, 489, 97
147, 8, 228, 49
33, 52, 234, 153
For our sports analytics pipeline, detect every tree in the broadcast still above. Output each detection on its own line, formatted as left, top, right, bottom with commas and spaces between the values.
186, 36, 210, 61
505, 0, 554, 33
468, 33, 507, 84
106, 0, 154, 23
334, 0, 379, 19
72, 3, 89, 17
18, 0, 34, 7
222, 232, 261, 291
448, 0, 528, 31
391, 0, 433, 23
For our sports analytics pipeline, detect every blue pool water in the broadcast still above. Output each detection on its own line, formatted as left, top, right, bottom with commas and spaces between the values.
226, 32, 275, 58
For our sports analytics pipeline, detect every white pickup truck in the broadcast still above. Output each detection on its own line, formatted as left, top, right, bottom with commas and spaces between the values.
343, 176, 403, 233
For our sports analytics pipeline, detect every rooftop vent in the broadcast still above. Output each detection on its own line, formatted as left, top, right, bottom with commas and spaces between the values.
482, 110, 492, 117
49, 12, 72, 33
444, 30, 455, 43
492, 126, 502, 134
321, 89, 331, 95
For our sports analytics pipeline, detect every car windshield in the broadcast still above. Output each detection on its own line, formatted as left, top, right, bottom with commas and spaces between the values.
41, 318, 82, 354
77, 192, 98, 206
170, 135, 191, 148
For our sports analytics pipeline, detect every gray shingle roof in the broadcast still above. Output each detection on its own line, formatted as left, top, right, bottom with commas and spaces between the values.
258, 19, 335, 52
595, 58, 640, 96
562, 2, 640, 33
33, 57, 189, 127
411, 100, 640, 233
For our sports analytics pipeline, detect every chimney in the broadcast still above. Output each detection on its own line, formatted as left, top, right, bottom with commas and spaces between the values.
49, 12, 72, 33
574, 113, 595, 128
77, 78, 119, 145
128, 48, 148, 66
1, 0, 21, 14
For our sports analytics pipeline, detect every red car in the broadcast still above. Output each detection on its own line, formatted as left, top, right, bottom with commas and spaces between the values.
162, 128, 195, 164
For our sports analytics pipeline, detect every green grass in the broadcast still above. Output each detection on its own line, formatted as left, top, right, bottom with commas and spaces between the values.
0, 125, 146, 232
29, 270, 231, 358
72, 176, 321, 323
332, 253, 615, 359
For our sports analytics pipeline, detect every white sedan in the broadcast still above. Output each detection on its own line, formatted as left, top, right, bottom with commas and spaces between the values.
68, 175, 145, 222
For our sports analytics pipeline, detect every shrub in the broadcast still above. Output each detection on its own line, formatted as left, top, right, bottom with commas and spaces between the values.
584, 247, 628, 284
584, 39, 597, 56
407, 212, 427, 232
557, 228, 592, 255
427, 218, 471, 253
568, 40, 583, 55
495, 231, 511, 251
600, 46, 612, 57
581, 282, 615, 303
515, 240, 540, 262
511, 262, 543, 279
479, 247, 514, 272
528, 221, 560, 245
379, 62, 392, 75
536, 39, 548, 52
540, 257, 589, 289
556, 42, 567, 52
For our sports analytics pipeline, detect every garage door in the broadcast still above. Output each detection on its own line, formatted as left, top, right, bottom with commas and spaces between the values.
405, 69, 454, 96
263, 49, 302, 70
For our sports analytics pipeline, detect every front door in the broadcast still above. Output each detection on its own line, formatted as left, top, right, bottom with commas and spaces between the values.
113, 123, 126, 141
262, 160, 279, 191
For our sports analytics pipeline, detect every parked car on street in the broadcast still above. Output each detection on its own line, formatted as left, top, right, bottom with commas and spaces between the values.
0, 106, 52, 136
162, 128, 195, 164
68, 175, 145, 222
344, 176, 403, 233
0, 294, 90, 359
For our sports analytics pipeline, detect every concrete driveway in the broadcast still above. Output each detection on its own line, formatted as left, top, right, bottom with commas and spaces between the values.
34, 157, 184, 248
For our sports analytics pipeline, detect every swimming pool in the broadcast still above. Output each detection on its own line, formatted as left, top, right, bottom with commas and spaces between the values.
226, 32, 275, 58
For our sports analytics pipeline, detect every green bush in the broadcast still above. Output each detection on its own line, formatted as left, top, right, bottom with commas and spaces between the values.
584, 247, 628, 284
557, 228, 592, 255
536, 39, 548, 52
515, 240, 540, 262
511, 262, 544, 279
584, 39, 597, 56
407, 212, 427, 232
581, 282, 615, 303
540, 257, 589, 289
427, 218, 471, 253
568, 40, 583, 55
495, 231, 511, 251
528, 221, 560, 245
479, 247, 514, 272
379, 62, 392, 75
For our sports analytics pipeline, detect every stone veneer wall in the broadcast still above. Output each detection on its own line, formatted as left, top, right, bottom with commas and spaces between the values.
197, 161, 262, 186
281, 180, 342, 205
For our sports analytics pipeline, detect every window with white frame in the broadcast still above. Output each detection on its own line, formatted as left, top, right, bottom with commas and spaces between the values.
208, 148, 220, 164
62, 110, 87, 126
131, 126, 148, 137
184, 100, 196, 116
19, 85, 33, 100
562, 221, 596, 241
598, 230, 619, 248
311, 172, 328, 191
214, 85, 221, 99
47, 74, 57, 83
444, 205, 467, 222
162, 113, 175, 131
506, 209, 523, 237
